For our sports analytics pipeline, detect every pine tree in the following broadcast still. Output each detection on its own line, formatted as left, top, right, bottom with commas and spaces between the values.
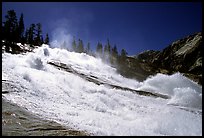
18, 13, 25, 43
44, 33, 49, 45
85, 42, 91, 54
3, 10, 19, 53
3, 10, 18, 42
34, 23, 43, 46
107, 39, 111, 56
41, 36, 44, 45
119, 48, 128, 63
72, 37, 77, 52
24, 28, 29, 44
121, 49, 127, 57
104, 44, 108, 54
96, 42, 103, 57
2, 24, 6, 41
111, 44, 119, 64
103, 39, 112, 62
28, 23, 36, 45
77, 39, 84, 53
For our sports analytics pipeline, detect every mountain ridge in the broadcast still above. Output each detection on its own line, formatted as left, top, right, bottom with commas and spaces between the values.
122, 32, 202, 85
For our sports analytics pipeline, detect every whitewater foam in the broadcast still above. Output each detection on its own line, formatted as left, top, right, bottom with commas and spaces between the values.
137, 73, 202, 109
2, 45, 202, 136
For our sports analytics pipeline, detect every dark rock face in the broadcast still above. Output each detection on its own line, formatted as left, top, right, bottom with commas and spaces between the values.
136, 50, 160, 63
135, 32, 202, 85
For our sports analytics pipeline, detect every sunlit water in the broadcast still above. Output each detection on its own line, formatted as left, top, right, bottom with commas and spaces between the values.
2, 45, 202, 136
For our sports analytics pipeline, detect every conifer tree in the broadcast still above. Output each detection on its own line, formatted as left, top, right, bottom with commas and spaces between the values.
24, 28, 29, 44
103, 39, 112, 62
112, 45, 118, 58
28, 23, 36, 45
119, 48, 128, 63
77, 39, 84, 53
3, 10, 18, 42
34, 23, 43, 46
107, 39, 111, 56
121, 48, 127, 57
96, 42, 103, 57
72, 37, 77, 52
44, 33, 49, 45
85, 42, 91, 54
3, 10, 19, 53
104, 45, 108, 55
18, 13, 25, 42
41, 36, 44, 45
111, 44, 119, 64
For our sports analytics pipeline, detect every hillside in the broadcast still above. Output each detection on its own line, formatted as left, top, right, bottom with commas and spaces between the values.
123, 32, 202, 85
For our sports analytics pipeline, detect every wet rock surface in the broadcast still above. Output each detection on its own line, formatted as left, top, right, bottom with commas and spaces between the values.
48, 61, 170, 99
2, 98, 89, 136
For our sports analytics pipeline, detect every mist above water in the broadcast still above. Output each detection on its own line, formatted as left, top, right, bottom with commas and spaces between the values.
50, 27, 73, 50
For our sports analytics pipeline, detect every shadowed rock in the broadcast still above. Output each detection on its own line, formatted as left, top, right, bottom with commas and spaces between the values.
48, 61, 170, 99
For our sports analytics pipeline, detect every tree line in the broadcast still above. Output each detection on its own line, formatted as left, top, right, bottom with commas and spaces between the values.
69, 37, 128, 65
95, 39, 128, 65
2, 9, 128, 65
2, 10, 49, 53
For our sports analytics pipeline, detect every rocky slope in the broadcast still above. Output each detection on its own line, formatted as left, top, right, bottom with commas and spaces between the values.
134, 32, 202, 85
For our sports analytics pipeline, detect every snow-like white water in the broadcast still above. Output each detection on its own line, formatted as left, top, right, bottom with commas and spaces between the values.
2, 45, 202, 136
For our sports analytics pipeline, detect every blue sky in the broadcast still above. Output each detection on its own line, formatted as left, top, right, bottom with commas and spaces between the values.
2, 2, 202, 55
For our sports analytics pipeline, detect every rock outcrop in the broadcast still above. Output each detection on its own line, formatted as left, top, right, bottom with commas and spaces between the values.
135, 32, 202, 85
